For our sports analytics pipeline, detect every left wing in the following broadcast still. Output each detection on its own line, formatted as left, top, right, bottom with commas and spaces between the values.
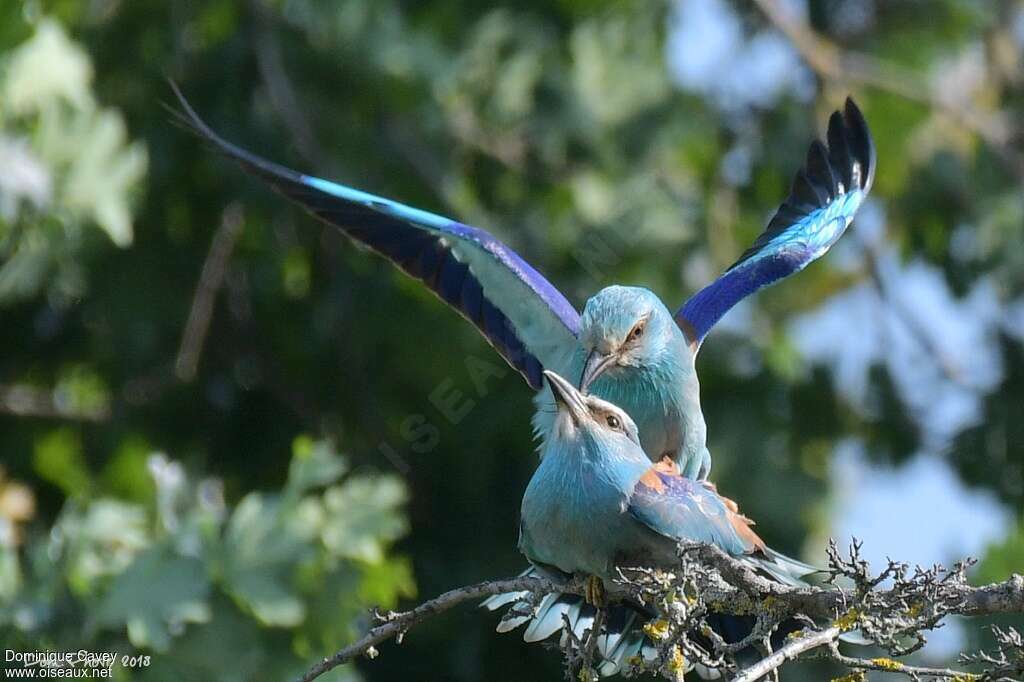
676, 97, 876, 348
627, 461, 763, 557
628, 461, 820, 586
170, 84, 579, 390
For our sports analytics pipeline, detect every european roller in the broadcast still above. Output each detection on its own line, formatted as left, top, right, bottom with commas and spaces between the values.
486, 370, 818, 676
173, 87, 874, 479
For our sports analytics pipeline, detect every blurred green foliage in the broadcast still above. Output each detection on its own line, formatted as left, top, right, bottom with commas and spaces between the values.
2, 435, 412, 680
0, 1, 1021, 680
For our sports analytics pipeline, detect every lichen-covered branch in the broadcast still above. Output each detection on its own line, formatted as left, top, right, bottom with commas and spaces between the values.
296, 575, 562, 682
299, 540, 1024, 682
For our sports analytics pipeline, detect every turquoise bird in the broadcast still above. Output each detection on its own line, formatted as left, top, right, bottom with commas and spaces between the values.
173, 88, 874, 479
486, 370, 817, 675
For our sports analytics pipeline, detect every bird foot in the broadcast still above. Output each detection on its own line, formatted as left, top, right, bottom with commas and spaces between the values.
584, 575, 606, 607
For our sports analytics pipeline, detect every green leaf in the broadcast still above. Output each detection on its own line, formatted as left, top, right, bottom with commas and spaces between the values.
321, 474, 408, 563
59, 499, 150, 596
287, 436, 349, 495
3, 18, 93, 114
97, 545, 210, 651
221, 493, 311, 626
100, 434, 156, 502
33, 427, 91, 497
358, 555, 416, 606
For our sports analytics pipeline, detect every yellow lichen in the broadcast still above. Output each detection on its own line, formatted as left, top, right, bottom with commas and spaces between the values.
666, 645, 686, 675
643, 619, 671, 641
831, 608, 861, 632
870, 658, 903, 671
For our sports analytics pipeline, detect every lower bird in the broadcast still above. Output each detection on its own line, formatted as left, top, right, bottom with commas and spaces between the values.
485, 370, 817, 676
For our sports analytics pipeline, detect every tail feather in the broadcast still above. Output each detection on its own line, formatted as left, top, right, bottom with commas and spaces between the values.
481, 589, 529, 612
484, 557, 856, 678
486, 587, 697, 678
523, 593, 575, 643
748, 547, 822, 587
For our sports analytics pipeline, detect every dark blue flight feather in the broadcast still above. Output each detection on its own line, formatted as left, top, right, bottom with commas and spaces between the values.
677, 97, 876, 347
170, 85, 580, 390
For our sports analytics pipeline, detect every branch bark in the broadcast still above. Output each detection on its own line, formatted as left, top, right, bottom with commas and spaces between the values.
296, 575, 562, 682
732, 626, 842, 682
297, 544, 1024, 682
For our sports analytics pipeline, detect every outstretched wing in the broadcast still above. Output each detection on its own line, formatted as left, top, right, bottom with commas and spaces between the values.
676, 98, 876, 348
171, 85, 579, 389
627, 462, 764, 557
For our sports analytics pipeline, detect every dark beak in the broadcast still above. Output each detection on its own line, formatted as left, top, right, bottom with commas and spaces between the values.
580, 349, 618, 390
544, 370, 589, 425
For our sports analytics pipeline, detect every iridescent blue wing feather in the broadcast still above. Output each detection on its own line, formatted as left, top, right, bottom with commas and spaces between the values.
171, 85, 579, 390
627, 471, 760, 557
677, 98, 875, 347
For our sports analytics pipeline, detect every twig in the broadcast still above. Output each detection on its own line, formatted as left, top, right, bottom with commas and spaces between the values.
821, 641, 983, 680
732, 626, 842, 682
681, 543, 1024, 620
175, 203, 245, 382
297, 575, 562, 682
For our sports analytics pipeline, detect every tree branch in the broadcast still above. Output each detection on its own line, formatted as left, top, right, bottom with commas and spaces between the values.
298, 541, 1024, 682
174, 203, 245, 383
296, 575, 563, 682
732, 626, 842, 682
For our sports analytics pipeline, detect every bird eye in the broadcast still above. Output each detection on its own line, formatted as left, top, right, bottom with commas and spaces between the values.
629, 323, 644, 341
605, 415, 621, 430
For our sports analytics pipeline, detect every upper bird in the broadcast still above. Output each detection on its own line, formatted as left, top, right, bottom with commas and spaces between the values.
488, 370, 817, 675
173, 86, 875, 479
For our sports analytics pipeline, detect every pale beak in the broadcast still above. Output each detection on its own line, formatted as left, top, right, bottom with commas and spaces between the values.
580, 349, 618, 390
544, 370, 589, 426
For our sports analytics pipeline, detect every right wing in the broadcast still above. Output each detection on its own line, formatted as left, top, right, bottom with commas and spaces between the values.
677, 98, 876, 348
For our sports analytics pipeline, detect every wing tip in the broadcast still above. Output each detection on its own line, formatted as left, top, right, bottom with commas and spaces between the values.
842, 96, 877, 192
730, 96, 877, 267
165, 80, 227, 150
165, 81, 307, 187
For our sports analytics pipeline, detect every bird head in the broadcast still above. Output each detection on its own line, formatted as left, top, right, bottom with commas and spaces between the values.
578, 286, 683, 389
543, 370, 642, 456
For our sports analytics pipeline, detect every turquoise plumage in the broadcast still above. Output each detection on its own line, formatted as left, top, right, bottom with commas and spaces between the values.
173, 87, 874, 479
521, 371, 807, 580
533, 286, 708, 477
488, 371, 818, 675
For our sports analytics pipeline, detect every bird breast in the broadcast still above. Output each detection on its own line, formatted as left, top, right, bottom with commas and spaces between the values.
520, 457, 635, 578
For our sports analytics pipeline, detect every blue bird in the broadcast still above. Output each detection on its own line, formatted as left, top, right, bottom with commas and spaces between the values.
173, 87, 874, 479
486, 370, 818, 675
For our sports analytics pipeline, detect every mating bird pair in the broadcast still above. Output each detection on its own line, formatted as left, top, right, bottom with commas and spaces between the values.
173, 88, 875, 675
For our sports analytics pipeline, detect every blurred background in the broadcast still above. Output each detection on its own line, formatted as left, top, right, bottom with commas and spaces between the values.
1, 0, 1022, 679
